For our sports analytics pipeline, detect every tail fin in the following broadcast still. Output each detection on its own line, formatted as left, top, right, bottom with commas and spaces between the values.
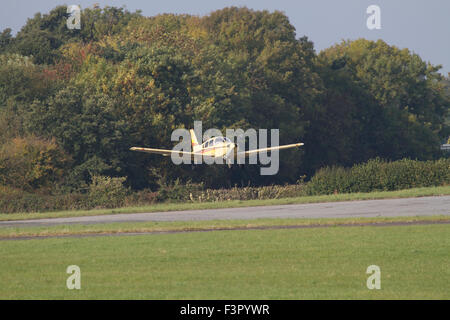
189, 129, 201, 152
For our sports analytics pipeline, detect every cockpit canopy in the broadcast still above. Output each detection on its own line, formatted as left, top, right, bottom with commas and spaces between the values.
203, 136, 231, 148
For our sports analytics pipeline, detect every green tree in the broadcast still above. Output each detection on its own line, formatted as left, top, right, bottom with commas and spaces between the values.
318, 39, 449, 161
8, 6, 141, 64
0, 136, 71, 192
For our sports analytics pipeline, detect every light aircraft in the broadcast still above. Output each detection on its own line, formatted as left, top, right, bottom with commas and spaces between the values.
130, 129, 304, 166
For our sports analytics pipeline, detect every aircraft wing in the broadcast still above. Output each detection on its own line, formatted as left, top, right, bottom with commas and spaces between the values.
237, 142, 304, 157
129, 147, 196, 157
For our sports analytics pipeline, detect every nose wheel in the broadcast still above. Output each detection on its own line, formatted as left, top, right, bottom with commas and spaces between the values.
224, 143, 236, 168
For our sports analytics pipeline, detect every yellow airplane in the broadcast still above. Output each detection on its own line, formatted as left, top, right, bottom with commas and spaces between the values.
130, 129, 304, 165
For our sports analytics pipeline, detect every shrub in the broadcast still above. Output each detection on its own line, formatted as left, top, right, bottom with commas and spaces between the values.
188, 184, 306, 203
88, 175, 130, 208
156, 179, 204, 202
305, 158, 450, 195
0, 185, 89, 213
124, 189, 158, 206
0, 136, 71, 192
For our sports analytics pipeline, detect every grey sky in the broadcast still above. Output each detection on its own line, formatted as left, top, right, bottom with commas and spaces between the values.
1, 0, 449, 75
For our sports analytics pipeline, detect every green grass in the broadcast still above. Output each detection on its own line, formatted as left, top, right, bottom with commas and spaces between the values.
1, 185, 449, 221
1, 223, 449, 299
0, 215, 449, 239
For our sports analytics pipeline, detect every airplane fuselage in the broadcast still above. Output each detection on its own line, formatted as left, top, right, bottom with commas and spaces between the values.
194, 136, 236, 158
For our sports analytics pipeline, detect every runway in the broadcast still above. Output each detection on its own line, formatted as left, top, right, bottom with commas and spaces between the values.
1, 195, 449, 228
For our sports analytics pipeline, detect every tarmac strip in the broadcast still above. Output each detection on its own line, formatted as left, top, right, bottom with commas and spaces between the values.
2, 219, 449, 241
1, 195, 449, 228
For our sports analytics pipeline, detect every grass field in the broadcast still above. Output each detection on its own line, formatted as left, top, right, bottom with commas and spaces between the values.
1, 185, 449, 221
1, 223, 449, 299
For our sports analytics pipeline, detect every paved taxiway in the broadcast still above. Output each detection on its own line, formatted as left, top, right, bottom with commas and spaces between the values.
0, 195, 449, 228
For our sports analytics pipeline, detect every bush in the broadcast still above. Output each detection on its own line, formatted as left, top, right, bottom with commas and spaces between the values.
0, 136, 71, 192
0, 185, 88, 213
156, 179, 204, 202
88, 175, 130, 208
124, 189, 158, 206
305, 158, 450, 195
188, 184, 306, 203
0, 175, 131, 213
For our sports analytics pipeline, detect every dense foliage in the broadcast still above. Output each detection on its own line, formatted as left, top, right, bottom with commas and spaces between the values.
0, 158, 448, 213
0, 5, 449, 201
306, 158, 450, 195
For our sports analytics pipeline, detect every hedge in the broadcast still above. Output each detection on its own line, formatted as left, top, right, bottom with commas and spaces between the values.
305, 158, 450, 195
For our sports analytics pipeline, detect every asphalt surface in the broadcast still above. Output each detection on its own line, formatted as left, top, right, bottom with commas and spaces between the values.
0, 195, 449, 228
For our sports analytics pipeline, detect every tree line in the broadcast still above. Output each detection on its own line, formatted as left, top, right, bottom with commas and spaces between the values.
0, 5, 449, 195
